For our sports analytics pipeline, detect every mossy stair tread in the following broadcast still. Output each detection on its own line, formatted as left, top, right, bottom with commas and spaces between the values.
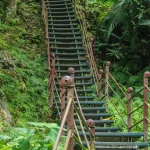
56, 70, 90, 73
51, 47, 84, 50
48, 18, 76, 21
55, 58, 86, 61
54, 52, 85, 55
80, 132, 144, 137
81, 113, 111, 117
50, 37, 82, 40
46, 0, 71, 3
48, 11, 74, 14
55, 63, 88, 67
93, 142, 149, 147
48, 15, 75, 18
48, 23, 78, 26
48, 28, 79, 31
81, 107, 106, 111
76, 126, 120, 132
56, 101, 104, 105
56, 95, 95, 99
47, 7, 73, 10
58, 76, 92, 79
75, 119, 114, 125
82, 142, 149, 149
50, 41, 83, 45
49, 32, 80, 35
46, 3, 72, 7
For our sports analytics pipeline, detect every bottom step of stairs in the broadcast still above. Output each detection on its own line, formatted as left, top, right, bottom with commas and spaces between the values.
82, 141, 149, 150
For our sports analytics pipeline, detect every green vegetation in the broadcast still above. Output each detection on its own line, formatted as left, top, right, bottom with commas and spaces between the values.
86, 0, 150, 74
0, 122, 65, 150
0, 0, 50, 126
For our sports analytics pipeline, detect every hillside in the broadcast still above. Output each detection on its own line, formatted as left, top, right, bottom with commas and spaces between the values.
0, 0, 50, 126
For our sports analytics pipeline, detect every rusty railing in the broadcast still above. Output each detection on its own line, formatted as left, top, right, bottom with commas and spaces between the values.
127, 72, 150, 142
52, 68, 95, 150
98, 61, 150, 142
72, 0, 99, 95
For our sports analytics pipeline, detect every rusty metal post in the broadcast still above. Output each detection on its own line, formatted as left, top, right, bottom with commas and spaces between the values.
67, 85, 74, 150
89, 38, 93, 76
44, 8, 51, 73
105, 61, 110, 107
143, 71, 150, 142
86, 119, 95, 150
68, 67, 75, 83
67, 67, 75, 150
60, 76, 74, 150
127, 87, 133, 132
53, 76, 74, 150
98, 69, 103, 100
82, 9, 85, 41
61, 87, 66, 136
49, 53, 55, 108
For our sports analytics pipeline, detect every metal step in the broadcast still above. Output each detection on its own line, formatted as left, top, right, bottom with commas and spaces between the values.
54, 52, 86, 56
51, 47, 84, 50
76, 126, 120, 132
75, 119, 114, 126
45, 0, 71, 4
46, 3, 72, 8
49, 31, 80, 35
48, 27, 79, 31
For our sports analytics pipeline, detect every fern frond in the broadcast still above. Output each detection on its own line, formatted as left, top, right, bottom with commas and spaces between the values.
138, 19, 150, 26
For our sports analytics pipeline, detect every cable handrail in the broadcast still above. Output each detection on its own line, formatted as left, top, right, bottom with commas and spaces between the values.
108, 71, 127, 98
107, 81, 127, 109
107, 94, 128, 127
72, 0, 99, 92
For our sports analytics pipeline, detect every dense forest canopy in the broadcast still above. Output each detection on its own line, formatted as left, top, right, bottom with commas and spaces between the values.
86, 0, 150, 75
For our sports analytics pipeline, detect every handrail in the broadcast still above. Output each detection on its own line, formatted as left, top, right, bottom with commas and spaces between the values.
72, 0, 99, 94
99, 61, 150, 142
52, 68, 95, 150
53, 94, 74, 150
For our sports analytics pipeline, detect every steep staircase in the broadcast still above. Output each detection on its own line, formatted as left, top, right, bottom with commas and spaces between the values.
44, 0, 149, 149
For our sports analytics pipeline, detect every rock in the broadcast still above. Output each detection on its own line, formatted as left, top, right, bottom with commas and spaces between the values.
0, 90, 12, 124
0, 50, 15, 70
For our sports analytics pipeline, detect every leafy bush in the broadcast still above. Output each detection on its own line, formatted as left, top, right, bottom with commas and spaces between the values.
0, 122, 65, 150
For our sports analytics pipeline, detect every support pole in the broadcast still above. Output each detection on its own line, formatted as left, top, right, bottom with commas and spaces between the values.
143, 71, 150, 142
127, 87, 133, 132
98, 69, 103, 100
105, 61, 110, 107
49, 53, 55, 108
86, 119, 95, 150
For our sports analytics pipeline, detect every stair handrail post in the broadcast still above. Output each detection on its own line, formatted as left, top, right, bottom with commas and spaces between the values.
105, 61, 110, 107
53, 76, 74, 150
89, 37, 94, 76
82, 9, 85, 42
143, 71, 150, 142
86, 119, 95, 150
68, 67, 75, 83
98, 69, 103, 100
59, 76, 75, 150
127, 87, 133, 132
49, 53, 55, 108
